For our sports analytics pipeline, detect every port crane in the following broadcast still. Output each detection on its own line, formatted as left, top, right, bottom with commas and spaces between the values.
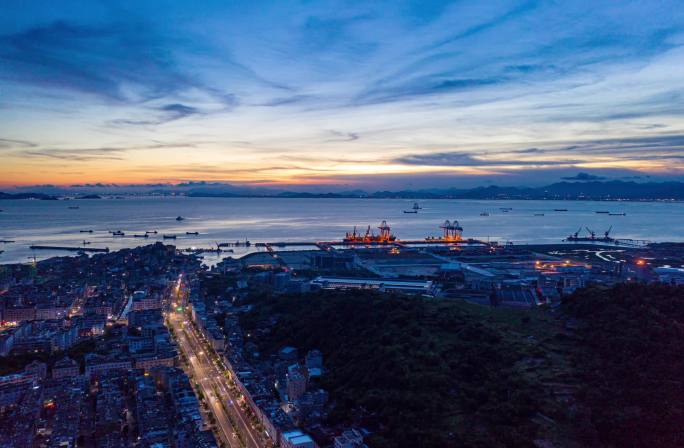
378, 220, 392, 241
343, 220, 396, 243
565, 226, 616, 243
585, 227, 596, 239
604, 226, 612, 239
440, 220, 463, 241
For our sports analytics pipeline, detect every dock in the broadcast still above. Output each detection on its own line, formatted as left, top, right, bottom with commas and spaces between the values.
29, 245, 110, 253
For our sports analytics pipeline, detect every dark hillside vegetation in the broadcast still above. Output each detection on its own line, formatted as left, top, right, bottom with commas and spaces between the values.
563, 284, 684, 447
242, 291, 569, 448
242, 284, 684, 447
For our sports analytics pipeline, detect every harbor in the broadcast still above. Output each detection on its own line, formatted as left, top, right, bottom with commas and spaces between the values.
0, 197, 680, 264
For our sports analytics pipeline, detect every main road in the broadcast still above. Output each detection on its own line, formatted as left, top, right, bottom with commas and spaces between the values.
166, 279, 266, 448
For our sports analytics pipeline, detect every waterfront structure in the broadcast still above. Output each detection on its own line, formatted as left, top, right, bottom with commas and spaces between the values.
311, 276, 434, 294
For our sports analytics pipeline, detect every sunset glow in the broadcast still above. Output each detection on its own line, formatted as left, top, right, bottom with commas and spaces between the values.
2, 1, 684, 189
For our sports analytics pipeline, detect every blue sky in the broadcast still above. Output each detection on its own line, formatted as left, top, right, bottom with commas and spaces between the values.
1, 0, 684, 189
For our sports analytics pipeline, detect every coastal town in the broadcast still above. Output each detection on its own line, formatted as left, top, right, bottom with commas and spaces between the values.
1, 224, 683, 447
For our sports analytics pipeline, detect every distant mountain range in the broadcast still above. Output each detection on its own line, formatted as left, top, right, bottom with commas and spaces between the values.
0, 192, 58, 200
3, 180, 684, 201
189, 180, 684, 200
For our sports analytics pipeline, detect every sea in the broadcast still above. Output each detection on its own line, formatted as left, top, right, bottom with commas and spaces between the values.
0, 197, 682, 265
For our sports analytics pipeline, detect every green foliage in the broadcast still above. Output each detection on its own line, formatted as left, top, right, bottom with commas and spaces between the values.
243, 291, 552, 447
564, 283, 684, 447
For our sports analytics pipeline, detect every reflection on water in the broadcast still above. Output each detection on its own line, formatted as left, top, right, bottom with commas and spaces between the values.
0, 197, 680, 264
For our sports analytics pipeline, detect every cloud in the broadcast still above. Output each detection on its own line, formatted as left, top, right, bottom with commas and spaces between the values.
2, 2, 684, 187
0, 19, 237, 109
561, 172, 606, 181
107, 103, 202, 127
394, 151, 579, 167
16, 141, 201, 162
0, 138, 36, 149
326, 130, 360, 142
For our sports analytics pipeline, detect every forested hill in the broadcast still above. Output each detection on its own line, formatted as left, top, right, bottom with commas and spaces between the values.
562, 284, 684, 447
242, 284, 684, 448
242, 291, 576, 448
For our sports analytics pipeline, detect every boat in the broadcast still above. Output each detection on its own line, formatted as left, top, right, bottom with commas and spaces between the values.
0, 240, 15, 243
82, 240, 91, 245
112, 231, 125, 237
534, 213, 545, 216
403, 210, 418, 214
554, 209, 568, 212
133, 234, 149, 238
145, 230, 158, 234
79, 230, 94, 233
500, 207, 513, 211
609, 213, 626, 216
412, 202, 422, 210
68, 206, 79, 210
163, 235, 177, 239
176, 216, 185, 221
185, 231, 199, 235
480, 212, 489, 216
595, 211, 610, 214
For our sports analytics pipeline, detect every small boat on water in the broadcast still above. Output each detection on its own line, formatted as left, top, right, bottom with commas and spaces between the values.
480, 212, 490, 216
82, 240, 91, 245
609, 213, 626, 216
112, 231, 125, 237
500, 207, 513, 211
412, 202, 422, 210
145, 230, 158, 234
0, 240, 15, 243
403, 210, 418, 214
534, 213, 545, 216
186, 231, 199, 235
176, 216, 185, 221
163, 235, 177, 239
554, 208, 568, 212
79, 230, 93, 233
595, 211, 610, 214
133, 234, 149, 238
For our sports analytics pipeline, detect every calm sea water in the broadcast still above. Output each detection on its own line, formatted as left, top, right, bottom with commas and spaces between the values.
0, 197, 681, 264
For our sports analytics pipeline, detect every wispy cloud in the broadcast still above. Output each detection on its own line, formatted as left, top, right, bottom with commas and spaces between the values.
107, 103, 203, 127
0, 138, 36, 149
1, 1, 684, 187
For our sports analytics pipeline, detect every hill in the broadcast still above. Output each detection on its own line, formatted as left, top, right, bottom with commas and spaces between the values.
242, 284, 684, 447
242, 291, 576, 448
562, 283, 684, 447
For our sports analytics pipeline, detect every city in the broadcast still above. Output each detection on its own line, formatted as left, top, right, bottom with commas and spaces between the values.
2, 1, 684, 446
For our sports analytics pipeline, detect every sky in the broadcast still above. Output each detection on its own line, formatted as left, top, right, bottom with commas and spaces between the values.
1, 0, 684, 191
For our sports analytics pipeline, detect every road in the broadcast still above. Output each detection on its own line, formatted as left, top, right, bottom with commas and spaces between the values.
167, 302, 266, 448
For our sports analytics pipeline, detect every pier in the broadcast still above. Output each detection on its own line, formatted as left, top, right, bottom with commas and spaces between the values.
29, 245, 110, 253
